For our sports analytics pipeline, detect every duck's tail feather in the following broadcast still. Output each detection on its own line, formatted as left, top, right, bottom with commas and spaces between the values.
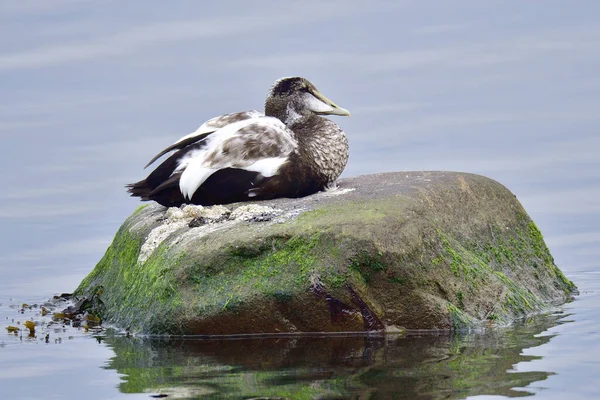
126, 176, 185, 207
126, 179, 153, 201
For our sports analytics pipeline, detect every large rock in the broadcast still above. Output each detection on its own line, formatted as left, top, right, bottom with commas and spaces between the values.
75, 172, 576, 335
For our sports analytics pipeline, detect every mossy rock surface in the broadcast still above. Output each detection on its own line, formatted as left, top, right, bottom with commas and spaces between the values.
75, 172, 576, 335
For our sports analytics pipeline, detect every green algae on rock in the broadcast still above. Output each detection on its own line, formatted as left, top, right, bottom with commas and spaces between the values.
74, 172, 576, 335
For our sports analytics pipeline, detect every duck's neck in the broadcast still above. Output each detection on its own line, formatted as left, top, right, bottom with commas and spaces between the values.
265, 99, 310, 126
293, 115, 349, 185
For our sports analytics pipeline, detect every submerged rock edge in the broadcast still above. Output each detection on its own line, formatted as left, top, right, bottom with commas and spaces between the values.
74, 172, 576, 335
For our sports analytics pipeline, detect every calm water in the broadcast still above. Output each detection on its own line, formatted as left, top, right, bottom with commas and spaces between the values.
0, 265, 597, 399
2, 1, 600, 399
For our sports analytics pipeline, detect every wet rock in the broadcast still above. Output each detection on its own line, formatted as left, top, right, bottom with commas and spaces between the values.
385, 325, 406, 334
229, 205, 279, 222
52, 293, 72, 301
188, 217, 207, 228
74, 172, 577, 335
165, 207, 185, 220
62, 297, 91, 316
172, 204, 232, 227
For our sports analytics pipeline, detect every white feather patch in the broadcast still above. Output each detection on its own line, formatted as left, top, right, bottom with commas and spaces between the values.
179, 164, 217, 200
175, 118, 262, 173
174, 110, 263, 146
174, 115, 295, 200
243, 157, 288, 177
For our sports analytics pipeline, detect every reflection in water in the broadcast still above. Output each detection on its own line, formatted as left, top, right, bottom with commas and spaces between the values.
103, 313, 569, 399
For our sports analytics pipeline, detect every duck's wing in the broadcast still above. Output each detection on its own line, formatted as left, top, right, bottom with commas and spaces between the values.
144, 110, 263, 168
173, 115, 297, 200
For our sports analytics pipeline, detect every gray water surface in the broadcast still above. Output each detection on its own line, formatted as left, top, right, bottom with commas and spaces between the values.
2, 1, 600, 399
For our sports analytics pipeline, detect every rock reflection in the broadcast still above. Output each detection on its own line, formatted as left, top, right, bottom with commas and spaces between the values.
103, 313, 567, 399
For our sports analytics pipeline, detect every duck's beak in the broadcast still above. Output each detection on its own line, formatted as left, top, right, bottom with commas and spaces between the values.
309, 88, 351, 117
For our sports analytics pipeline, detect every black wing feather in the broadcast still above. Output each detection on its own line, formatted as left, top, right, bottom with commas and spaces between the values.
127, 141, 208, 206
144, 131, 214, 169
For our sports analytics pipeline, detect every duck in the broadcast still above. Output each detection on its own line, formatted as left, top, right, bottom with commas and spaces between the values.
126, 77, 350, 207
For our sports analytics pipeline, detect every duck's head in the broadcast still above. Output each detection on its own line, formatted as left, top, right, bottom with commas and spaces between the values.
265, 77, 350, 125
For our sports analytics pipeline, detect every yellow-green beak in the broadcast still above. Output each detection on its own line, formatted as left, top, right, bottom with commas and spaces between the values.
310, 89, 351, 117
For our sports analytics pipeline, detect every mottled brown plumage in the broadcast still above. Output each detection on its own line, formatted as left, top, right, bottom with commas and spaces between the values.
127, 77, 350, 207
